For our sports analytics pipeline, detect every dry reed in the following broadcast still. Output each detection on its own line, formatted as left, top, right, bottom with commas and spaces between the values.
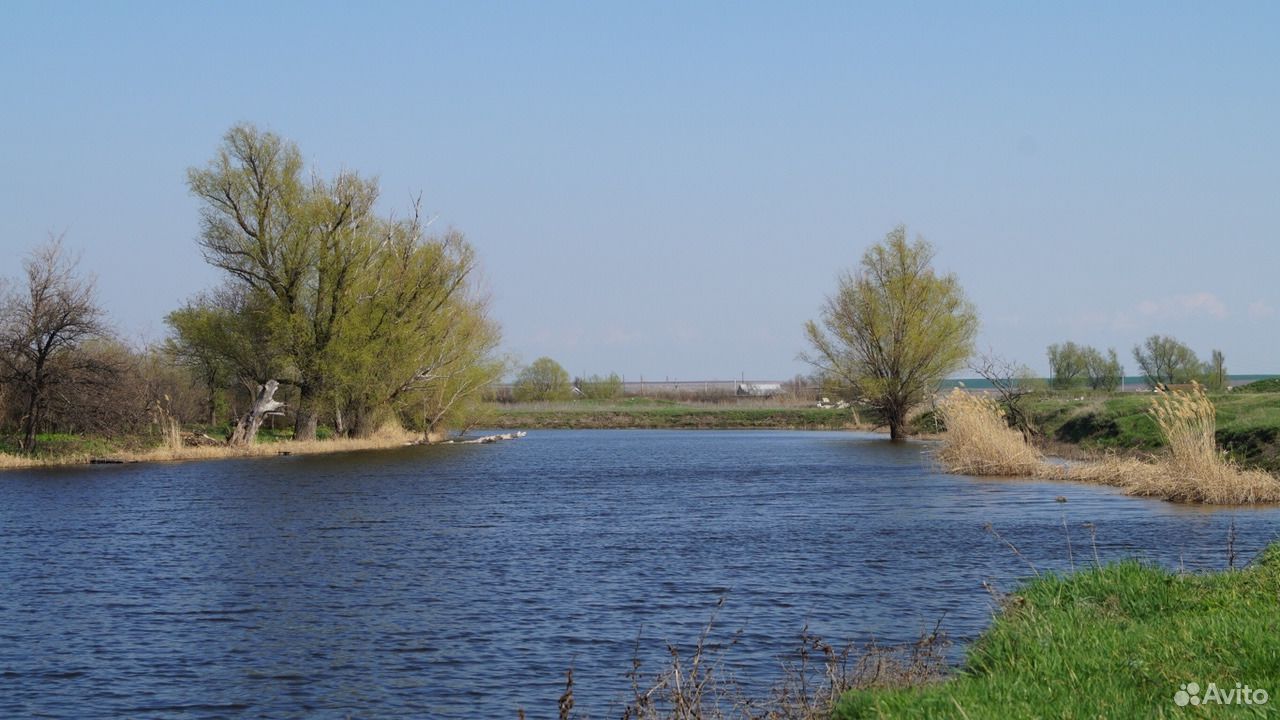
593, 605, 947, 720
118, 425, 421, 464
934, 389, 1044, 477
936, 383, 1280, 504
0, 426, 422, 471
1130, 383, 1280, 503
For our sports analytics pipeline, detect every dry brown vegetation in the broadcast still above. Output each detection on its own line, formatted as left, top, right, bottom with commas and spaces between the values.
542, 602, 948, 720
0, 426, 422, 471
935, 384, 1280, 504
933, 390, 1043, 477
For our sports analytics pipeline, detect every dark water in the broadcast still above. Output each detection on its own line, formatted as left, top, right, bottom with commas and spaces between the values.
2, 430, 1277, 718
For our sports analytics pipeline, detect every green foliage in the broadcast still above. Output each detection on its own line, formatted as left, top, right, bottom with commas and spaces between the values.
1132, 334, 1202, 389
513, 357, 572, 402
183, 124, 501, 441
1047, 342, 1122, 391
574, 373, 623, 400
1029, 392, 1280, 472
1236, 377, 1280, 393
1206, 349, 1228, 392
1083, 346, 1123, 391
835, 546, 1280, 718
803, 226, 978, 439
1046, 341, 1088, 389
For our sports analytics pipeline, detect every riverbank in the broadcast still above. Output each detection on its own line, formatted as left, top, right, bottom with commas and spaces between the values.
1023, 387, 1280, 473
0, 427, 428, 470
489, 397, 868, 430
834, 541, 1280, 718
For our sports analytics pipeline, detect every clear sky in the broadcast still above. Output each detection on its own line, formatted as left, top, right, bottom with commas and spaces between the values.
2, 1, 1277, 378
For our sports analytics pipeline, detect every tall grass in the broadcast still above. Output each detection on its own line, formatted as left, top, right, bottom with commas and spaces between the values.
1129, 383, 1280, 503
117, 425, 420, 464
936, 384, 1280, 504
933, 389, 1044, 477
0, 426, 423, 470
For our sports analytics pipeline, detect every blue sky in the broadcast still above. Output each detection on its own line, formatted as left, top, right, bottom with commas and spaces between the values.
2, 1, 1277, 378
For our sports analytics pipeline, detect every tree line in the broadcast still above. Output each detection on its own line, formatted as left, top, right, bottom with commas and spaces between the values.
0, 124, 502, 453
1046, 337, 1227, 392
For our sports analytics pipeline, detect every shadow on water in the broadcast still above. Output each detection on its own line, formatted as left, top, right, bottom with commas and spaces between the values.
1, 429, 1277, 718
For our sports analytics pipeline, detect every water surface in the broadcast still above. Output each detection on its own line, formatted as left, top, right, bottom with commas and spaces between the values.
2, 430, 1276, 718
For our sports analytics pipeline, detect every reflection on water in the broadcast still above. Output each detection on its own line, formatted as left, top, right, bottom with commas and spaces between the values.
1, 430, 1276, 718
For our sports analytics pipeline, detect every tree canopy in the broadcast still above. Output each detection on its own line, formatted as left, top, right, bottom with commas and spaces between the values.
1132, 335, 1202, 389
513, 357, 573, 402
803, 226, 978, 440
181, 124, 502, 443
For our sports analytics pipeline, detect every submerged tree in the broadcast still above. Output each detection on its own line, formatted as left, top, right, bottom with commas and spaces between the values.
803, 226, 978, 440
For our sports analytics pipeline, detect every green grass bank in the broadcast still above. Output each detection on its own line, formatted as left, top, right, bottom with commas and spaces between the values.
835, 543, 1280, 719
1024, 388, 1280, 473
489, 397, 866, 430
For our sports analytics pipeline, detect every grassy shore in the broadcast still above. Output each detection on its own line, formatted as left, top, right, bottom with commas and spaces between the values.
1026, 389, 1280, 473
489, 397, 866, 430
834, 543, 1280, 718
0, 427, 423, 470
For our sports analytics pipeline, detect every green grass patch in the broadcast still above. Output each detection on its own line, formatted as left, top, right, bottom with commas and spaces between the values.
489, 401, 868, 430
835, 544, 1280, 718
1236, 378, 1280, 394
1028, 392, 1280, 472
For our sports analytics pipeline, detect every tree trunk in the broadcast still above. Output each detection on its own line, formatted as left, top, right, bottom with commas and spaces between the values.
293, 383, 319, 441
229, 380, 285, 447
887, 405, 907, 441
19, 388, 40, 452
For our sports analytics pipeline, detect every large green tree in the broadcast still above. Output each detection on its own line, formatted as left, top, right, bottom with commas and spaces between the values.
187, 123, 379, 440
1132, 335, 1201, 390
803, 226, 978, 440
1047, 341, 1089, 390
513, 357, 573, 402
184, 124, 501, 441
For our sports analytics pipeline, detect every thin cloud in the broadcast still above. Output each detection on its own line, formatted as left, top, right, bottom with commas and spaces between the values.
1135, 292, 1228, 320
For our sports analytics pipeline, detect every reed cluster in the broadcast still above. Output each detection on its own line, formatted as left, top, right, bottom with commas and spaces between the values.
933, 389, 1044, 477
935, 383, 1280, 504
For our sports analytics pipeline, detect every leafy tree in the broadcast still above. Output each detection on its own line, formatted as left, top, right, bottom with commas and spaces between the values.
0, 238, 108, 451
328, 219, 503, 437
513, 357, 573, 402
1132, 335, 1201, 389
188, 123, 379, 440
186, 125, 501, 440
1046, 341, 1089, 390
803, 226, 978, 440
1083, 347, 1123, 391
165, 284, 285, 437
1205, 349, 1227, 392
575, 373, 623, 400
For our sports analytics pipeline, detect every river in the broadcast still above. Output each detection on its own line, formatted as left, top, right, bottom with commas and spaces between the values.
2, 430, 1276, 718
